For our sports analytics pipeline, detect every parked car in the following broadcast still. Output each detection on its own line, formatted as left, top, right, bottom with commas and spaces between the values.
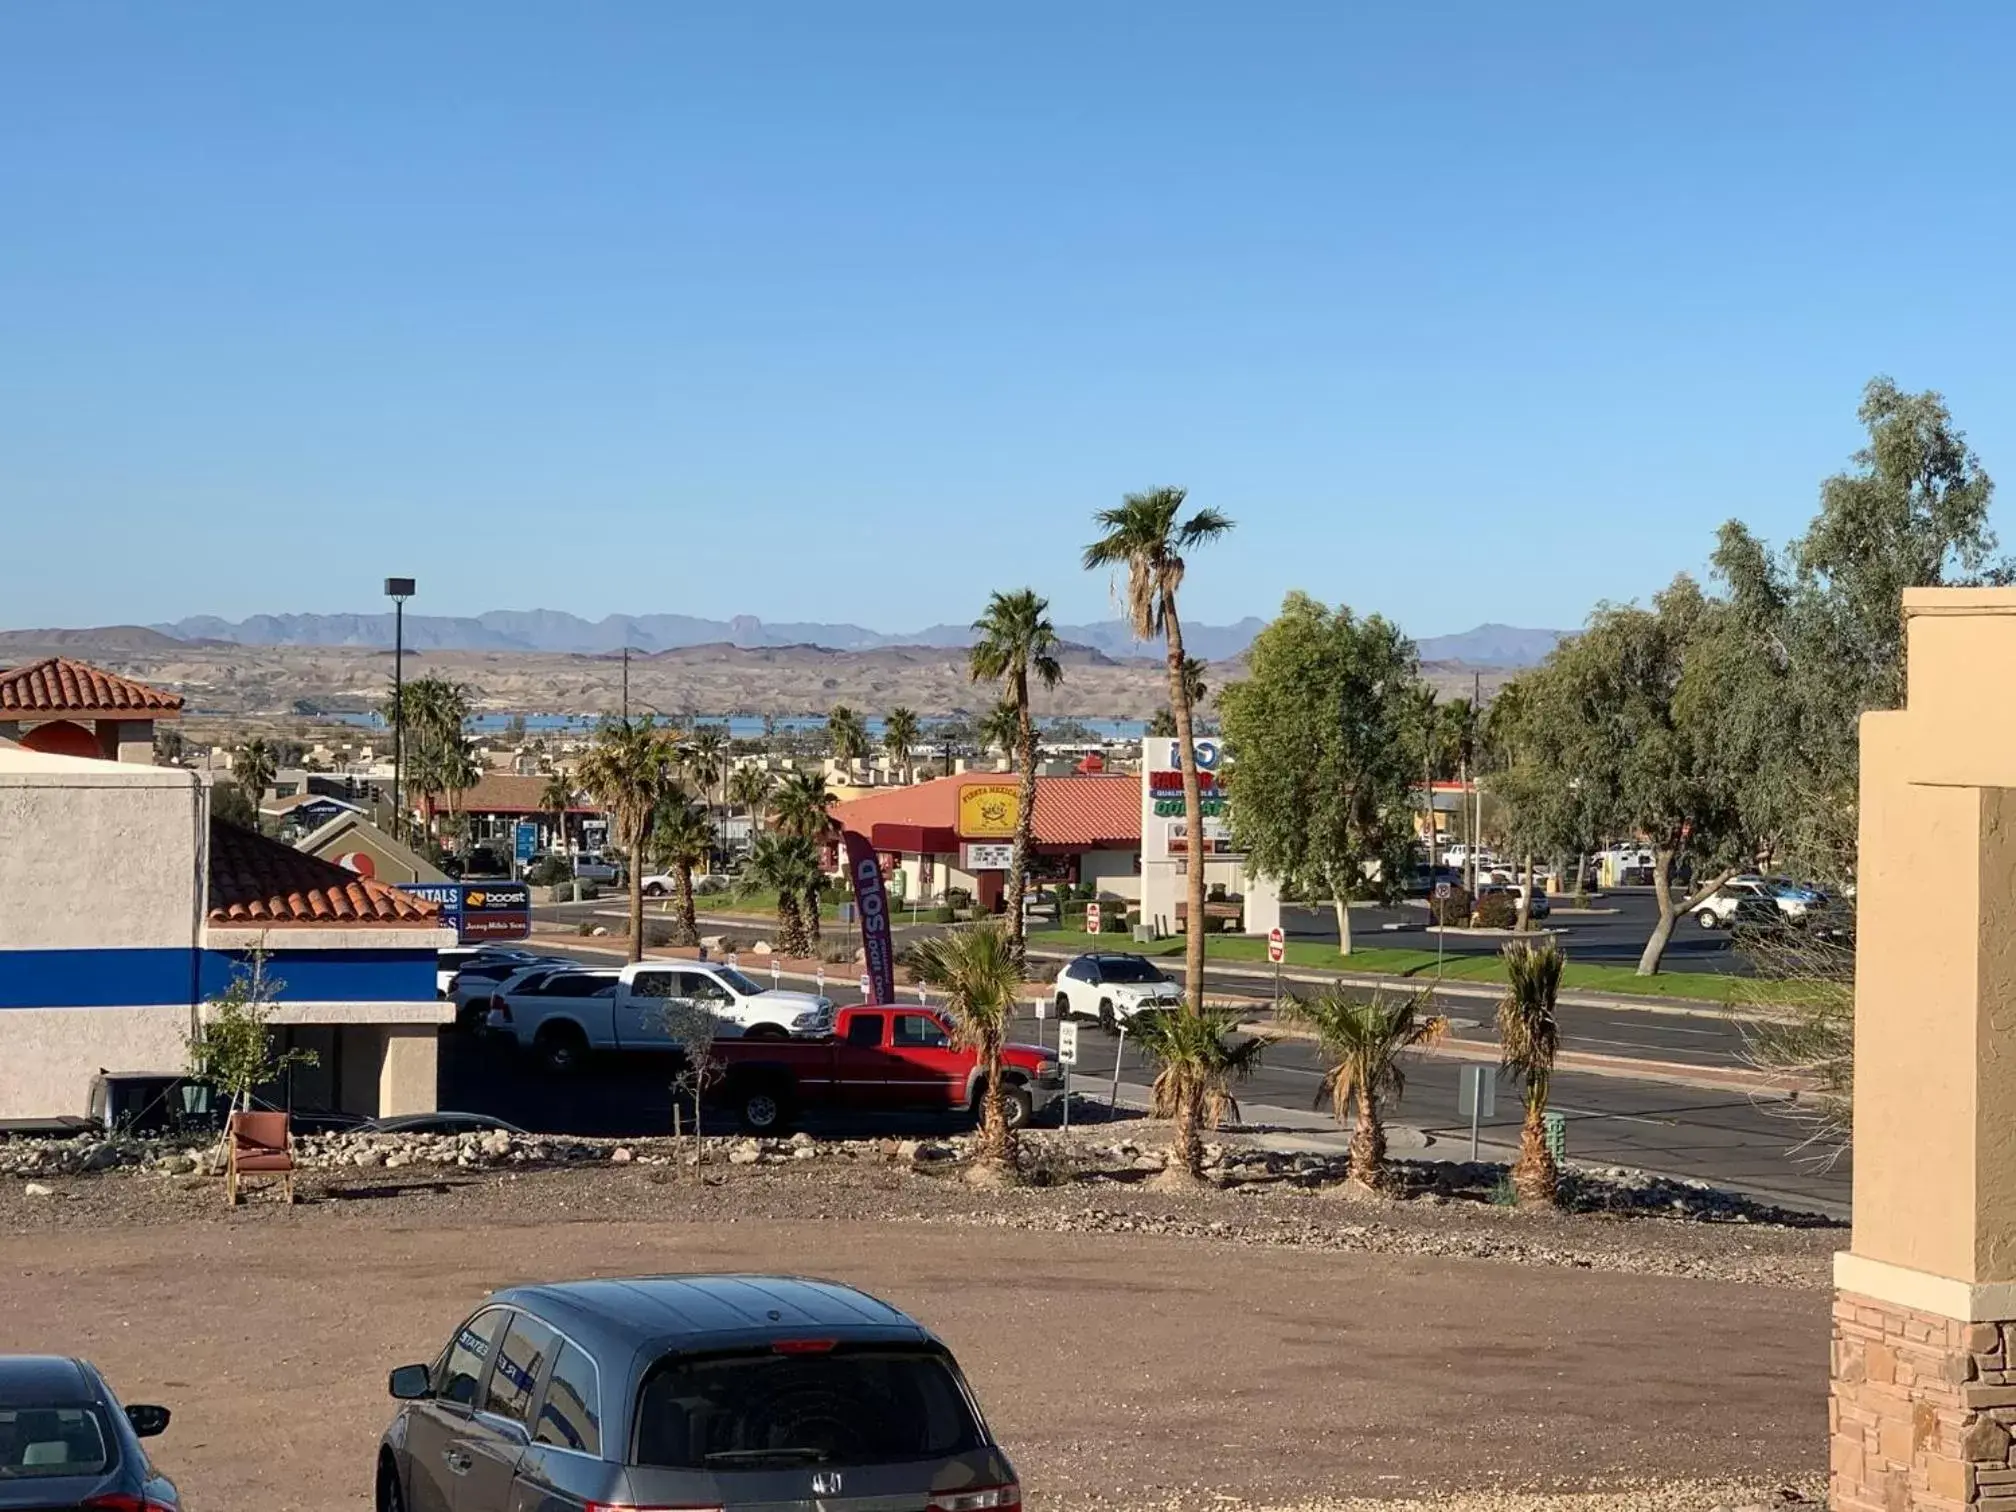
1477, 882, 1551, 920
447, 954, 575, 1030
376, 1274, 1020, 1512
438, 944, 557, 999
711, 1003, 1063, 1133
0, 1355, 179, 1507
1693, 877, 1821, 929
491, 960, 835, 1074
356, 1112, 529, 1136
1051, 954, 1181, 1029
571, 853, 622, 885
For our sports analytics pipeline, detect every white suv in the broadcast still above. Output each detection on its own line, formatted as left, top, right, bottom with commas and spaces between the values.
1052, 954, 1182, 1029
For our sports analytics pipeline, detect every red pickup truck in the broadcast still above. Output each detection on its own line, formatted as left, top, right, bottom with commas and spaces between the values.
710, 1004, 1065, 1135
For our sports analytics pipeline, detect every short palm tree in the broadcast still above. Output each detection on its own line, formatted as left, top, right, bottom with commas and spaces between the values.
827, 704, 872, 767
977, 699, 1022, 764
683, 723, 729, 811
1499, 937, 1565, 1205
575, 716, 681, 962
727, 763, 775, 819
970, 588, 1064, 970
649, 794, 714, 947
883, 706, 921, 784
233, 739, 277, 832
906, 922, 1025, 1173
539, 769, 575, 855
1131, 1010, 1269, 1180
769, 769, 836, 946
1284, 988, 1448, 1191
1084, 488, 1234, 1014
739, 831, 821, 957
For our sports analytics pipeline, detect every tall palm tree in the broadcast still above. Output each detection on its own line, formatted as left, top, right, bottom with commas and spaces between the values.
1498, 937, 1564, 1206
883, 706, 921, 784
969, 588, 1064, 969
1285, 987, 1448, 1191
575, 716, 681, 962
739, 831, 820, 957
684, 724, 728, 812
538, 769, 575, 855
233, 739, 278, 833
826, 704, 872, 768
769, 769, 836, 946
1084, 487, 1234, 1016
440, 738, 483, 858
649, 794, 714, 947
906, 922, 1025, 1174
1132, 1010, 1269, 1181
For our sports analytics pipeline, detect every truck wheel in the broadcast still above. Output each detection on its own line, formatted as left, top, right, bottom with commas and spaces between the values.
736, 1082, 793, 1134
534, 1022, 588, 1075
1053, 992, 1072, 1021
999, 1084, 1034, 1132
1695, 911, 1720, 931
1097, 999, 1116, 1034
644, 881, 666, 897
743, 1023, 789, 1042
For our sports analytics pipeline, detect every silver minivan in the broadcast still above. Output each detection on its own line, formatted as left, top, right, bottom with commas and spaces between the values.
377, 1274, 1020, 1511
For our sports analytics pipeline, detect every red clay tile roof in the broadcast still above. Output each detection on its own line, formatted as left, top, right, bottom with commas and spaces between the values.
831, 774, 1140, 850
207, 818, 442, 926
0, 657, 183, 718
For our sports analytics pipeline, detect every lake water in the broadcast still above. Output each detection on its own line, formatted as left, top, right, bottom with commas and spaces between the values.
324, 711, 1151, 741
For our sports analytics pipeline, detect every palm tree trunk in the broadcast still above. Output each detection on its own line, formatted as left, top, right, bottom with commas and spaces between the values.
675, 864, 699, 947
1513, 1089, 1559, 1206
627, 838, 646, 963
803, 881, 823, 948
979, 1046, 1012, 1166
1173, 1082, 1205, 1178
1348, 1085, 1386, 1189
777, 894, 803, 958
1005, 670, 1037, 973
1164, 600, 1207, 1016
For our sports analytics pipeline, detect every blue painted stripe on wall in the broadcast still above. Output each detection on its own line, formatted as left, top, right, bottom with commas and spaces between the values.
0, 948, 436, 1009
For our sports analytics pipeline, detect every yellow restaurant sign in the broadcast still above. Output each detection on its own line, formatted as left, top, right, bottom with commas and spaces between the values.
957, 782, 1021, 838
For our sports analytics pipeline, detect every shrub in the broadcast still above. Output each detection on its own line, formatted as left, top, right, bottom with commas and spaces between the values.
1428, 885, 1472, 926
819, 940, 860, 965
527, 856, 572, 888
1105, 911, 1133, 935
944, 886, 973, 910
1474, 892, 1519, 930
575, 919, 597, 937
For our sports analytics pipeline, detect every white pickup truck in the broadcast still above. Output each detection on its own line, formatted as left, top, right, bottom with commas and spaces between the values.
488, 960, 836, 1074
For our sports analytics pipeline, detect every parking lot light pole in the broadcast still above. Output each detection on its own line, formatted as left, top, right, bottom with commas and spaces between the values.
385, 577, 416, 840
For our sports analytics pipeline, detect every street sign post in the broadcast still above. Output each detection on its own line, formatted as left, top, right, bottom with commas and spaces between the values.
858, 972, 872, 1001
1056, 1020, 1079, 1136
1109, 1022, 1128, 1122
1433, 880, 1453, 977
1266, 926, 1285, 1006
1084, 901, 1102, 936
1457, 1064, 1497, 1161
1033, 994, 1047, 1051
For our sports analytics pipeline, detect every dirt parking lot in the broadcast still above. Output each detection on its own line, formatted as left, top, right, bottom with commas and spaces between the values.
0, 1162, 1829, 1510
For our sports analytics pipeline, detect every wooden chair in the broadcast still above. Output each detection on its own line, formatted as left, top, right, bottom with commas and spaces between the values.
226, 1111, 296, 1205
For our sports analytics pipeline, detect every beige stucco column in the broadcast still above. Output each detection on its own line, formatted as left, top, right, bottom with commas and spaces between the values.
1835, 589, 2016, 1511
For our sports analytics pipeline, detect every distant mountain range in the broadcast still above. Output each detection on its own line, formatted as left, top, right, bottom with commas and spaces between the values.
97, 611, 1562, 668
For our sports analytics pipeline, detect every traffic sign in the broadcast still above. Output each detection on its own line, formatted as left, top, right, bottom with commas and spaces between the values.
1056, 1020, 1080, 1066
859, 972, 872, 1001
1266, 927, 1285, 964
1434, 880, 1453, 900
1084, 901, 1102, 935
513, 821, 538, 866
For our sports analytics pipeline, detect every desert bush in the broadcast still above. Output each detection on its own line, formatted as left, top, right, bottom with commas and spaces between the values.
1474, 892, 1519, 929
1428, 885, 1472, 926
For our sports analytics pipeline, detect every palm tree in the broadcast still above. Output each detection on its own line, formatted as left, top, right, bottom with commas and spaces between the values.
1145, 707, 1178, 740
1084, 487, 1234, 1015
1131, 1010, 1269, 1181
649, 794, 713, 947
1285, 987, 1448, 1191
440, 738, 483, 858
826, 704, 872, 768
769, 769, 836, 946
969, 588, 1064, 969
739, 831, 821, 956
883, 706, 921, 784
539, 769, 575, 855
233, 739, 278, 832
906, 922, 1025, 1175
727, 763, 775, 820
684, 724, 728, 811
575, 716, 681, 962
977, 699, 1022, 764
1499, 937, 1565, 1205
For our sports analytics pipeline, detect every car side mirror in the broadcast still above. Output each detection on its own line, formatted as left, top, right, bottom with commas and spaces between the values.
388, 1364, 433, 1400
126, 1404, 171, 1438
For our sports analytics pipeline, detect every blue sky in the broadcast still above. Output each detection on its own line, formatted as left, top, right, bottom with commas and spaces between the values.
4, 3, 2013, 637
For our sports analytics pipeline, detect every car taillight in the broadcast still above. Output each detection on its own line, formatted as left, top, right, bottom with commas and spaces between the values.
929, 1486, 1022, 1511
584, 1505, 722, 1512
771, 1337, 837, 1354
83, 1496, 178, 1512
489, 997, 512, 1022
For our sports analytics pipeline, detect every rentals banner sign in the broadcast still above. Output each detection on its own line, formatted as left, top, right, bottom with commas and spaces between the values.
842, 829, 897, 1005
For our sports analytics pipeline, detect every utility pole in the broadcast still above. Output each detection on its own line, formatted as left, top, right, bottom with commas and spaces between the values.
622, 646, 630, 722
384, 577, 415, 841
1470, 671, 1483, 894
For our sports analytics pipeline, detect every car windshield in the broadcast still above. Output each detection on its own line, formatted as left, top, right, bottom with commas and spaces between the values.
1095, 957, 1164, 984
634, 1345, 983, 1470
714, 967, 763, 996
0, 1406, 112, 1479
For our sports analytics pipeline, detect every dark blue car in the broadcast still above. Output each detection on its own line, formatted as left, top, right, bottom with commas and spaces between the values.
0, 1355, 178, 1509
377, 1274, 1020, 1511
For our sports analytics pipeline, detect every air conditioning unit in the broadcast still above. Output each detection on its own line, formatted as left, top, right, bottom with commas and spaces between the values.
1132, 924, 1154, 944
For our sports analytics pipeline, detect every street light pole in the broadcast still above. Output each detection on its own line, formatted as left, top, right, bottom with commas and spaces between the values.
384, 577, 416, 840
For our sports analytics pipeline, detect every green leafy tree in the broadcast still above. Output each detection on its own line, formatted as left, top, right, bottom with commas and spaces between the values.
906, 922, 1027, 1175
826, 704, 872, 767
649, 794, 713, 946
739, 831, 821, 956
1219, 594, 1421, 955
210, 777, 260, 832
1283, 987, 1446, 1190
883, 706, 921, 784
1131, 1010, 1269, 1181
232, 739, 277, 831
1497, 938, 1564, 1206
576, 716, 682, 961
969, 588, 1065, 971
185, 950, 318, 1174
1084, 487, 1234, 1014
768, 769, 836, 946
